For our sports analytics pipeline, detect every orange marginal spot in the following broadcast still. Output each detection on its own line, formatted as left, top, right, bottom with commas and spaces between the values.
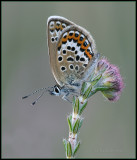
73, 34, 80, 40
60, 26, 64, 30
81, 43, 90, 50
56, 26, 62, 30
68, 35, 73, 39
62, 37, 68, 42
77, 37, 86, 44
85, 50, 92, 60
58, 41, 62, 48
61, 23, 67, 30
61, 32, 69, 42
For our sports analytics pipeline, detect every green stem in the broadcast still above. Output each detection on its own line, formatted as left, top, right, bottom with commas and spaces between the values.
63, 95, 88, 158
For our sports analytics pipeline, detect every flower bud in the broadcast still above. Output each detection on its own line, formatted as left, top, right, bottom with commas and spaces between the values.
95, 58, 109, 74
92, 58, 124, 101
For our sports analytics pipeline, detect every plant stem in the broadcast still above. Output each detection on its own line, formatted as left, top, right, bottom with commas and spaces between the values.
63, 95, 88, 158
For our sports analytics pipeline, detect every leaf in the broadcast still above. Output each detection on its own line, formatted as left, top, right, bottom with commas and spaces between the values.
83, 84, 92, 99
79, 101, 88, 115
73, 141, 80, 157
67, 115, 72, 132
67, 141, 72, 158
81, 82, 87, 95
73, 98, 79, 115
69, 114, 72, 121
73, 118, 80, 134
91, 74, 102, 86
78, 119, 83, 131
63, 139, 67, 152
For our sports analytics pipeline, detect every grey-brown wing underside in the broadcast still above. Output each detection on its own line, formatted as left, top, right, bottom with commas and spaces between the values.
54, 24, 100, 87
47, 16, 74, 86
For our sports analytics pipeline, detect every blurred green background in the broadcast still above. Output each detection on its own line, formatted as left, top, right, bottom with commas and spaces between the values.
2, 2, 135, 158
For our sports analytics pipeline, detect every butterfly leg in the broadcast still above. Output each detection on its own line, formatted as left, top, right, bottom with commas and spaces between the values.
62, 92, 72, 103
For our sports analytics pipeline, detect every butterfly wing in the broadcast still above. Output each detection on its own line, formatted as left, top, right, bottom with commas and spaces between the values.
48, 16, 100, 91
54, 24, 99, 88
47, 16, 74, 86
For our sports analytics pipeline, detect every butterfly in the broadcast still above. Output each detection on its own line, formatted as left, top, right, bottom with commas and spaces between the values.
22, 16, 100, 105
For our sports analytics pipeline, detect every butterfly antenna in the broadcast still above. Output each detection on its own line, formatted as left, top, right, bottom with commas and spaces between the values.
22, 87, 48, 99
31, 90, 47, 105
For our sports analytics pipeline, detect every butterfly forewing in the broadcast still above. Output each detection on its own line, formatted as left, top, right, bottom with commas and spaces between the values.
47, 16, 74, 86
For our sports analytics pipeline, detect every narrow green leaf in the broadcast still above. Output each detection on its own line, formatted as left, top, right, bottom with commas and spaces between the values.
78, 119, 83, 131
81, 82, 87, 95
86, 89, 97, 98
73, 141, 80, 156
73, 118, 80, 134
69, 114, 72, 122
63, 139, 67, 152
73, 98, 79, 115
67, 141, 72, 158
83, 84, 92, 99
79, 101, 88, 115
91, 74, 102, 86
67, 116, 72, 132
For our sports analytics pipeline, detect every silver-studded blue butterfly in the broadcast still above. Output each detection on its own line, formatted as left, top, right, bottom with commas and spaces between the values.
22, 16, 100, 104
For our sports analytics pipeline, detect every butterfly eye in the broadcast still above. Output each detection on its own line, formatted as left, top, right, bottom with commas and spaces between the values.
54, 86, 60, 94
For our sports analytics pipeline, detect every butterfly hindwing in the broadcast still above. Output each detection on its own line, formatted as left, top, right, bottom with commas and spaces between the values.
54, 25, 98, 87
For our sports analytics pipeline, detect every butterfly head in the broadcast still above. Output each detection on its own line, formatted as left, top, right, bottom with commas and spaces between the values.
50, 85, 62, 96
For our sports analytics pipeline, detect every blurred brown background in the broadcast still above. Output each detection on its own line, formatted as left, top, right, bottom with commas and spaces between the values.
2, 2, 135, 158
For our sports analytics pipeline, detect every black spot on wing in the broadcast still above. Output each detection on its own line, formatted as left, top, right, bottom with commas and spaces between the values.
56, 28, 60, 32
76, 55, 80, 61
72, 47, 75, 51
69, 64, 74, 70
50, 29, 54, 33
62, 41, 67, 44
58, 46, 61, 51
67, 57, 74, 62
80, 57, 85, 62
73, 39, 77, 43
62, 50, 66, 54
